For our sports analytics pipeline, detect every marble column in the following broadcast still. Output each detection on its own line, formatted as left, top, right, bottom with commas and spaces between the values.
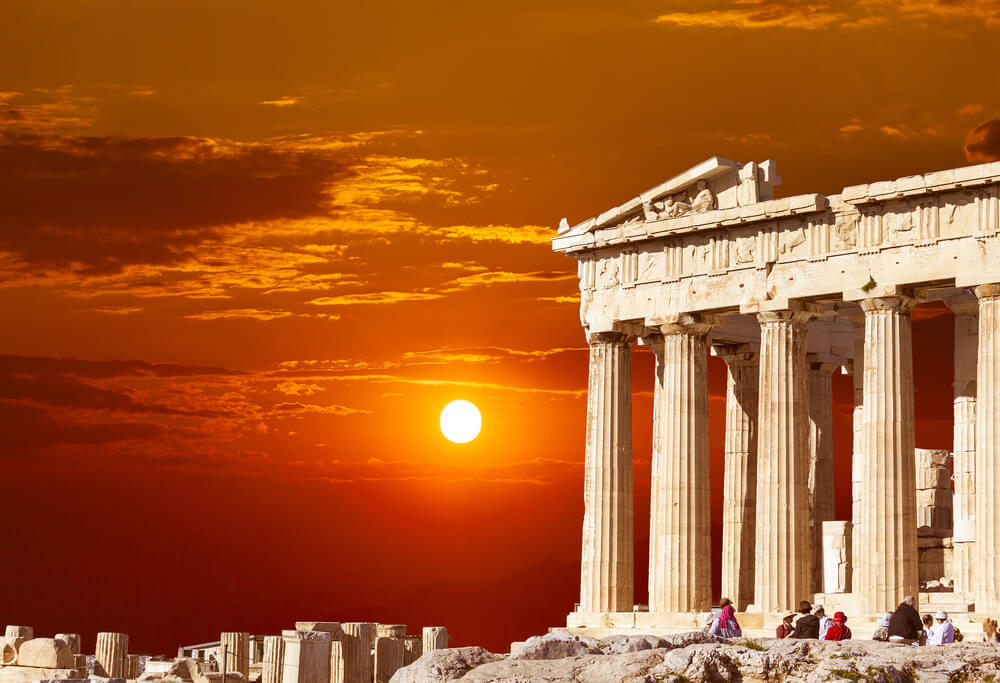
221, 632, 250, 679
808, 360, 837, 594
374, 637, 404, 683
580, 331, 634, 613
753, 309, 813, 613
948, 297, 978, 596
280, 630, 330, 683
95, 632, 128, 678
976, 284, 1000, 613
403, 637, 422, 665
422, 626, 447, 653
340, 623, 374, 683
843, 311, 865, 594
648, 320, 712, 613
858, 295, 918, 614
718, 347, 758, 612
262, 636, 285, 683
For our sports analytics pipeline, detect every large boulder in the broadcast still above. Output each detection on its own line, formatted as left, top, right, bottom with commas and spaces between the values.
15, 638, 74, 669
389, 647, 498, 683
596, 634, 663, 655
510, 632, 601, 660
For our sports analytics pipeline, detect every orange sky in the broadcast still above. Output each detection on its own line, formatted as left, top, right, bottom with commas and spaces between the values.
2, 0, 1000, 655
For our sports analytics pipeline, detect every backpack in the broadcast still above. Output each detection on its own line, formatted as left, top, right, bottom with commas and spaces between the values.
872, 625, 889, 642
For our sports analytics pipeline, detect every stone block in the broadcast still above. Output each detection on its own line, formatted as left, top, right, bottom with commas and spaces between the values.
421, 627, 447, 654
374, 625, 405, 639
17, 638, 75, 669
293, 623, 341, 637
0, 667, 84, 683
0, 638, 15, 665
126, 654, 141, 679
822, 520, 852, 594
373, 637, 403, 683
280, 630, 330, 683
55, 635, 81, 656
4, 627, 32, 641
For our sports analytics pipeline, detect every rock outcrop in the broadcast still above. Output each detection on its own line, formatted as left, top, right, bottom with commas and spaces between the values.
390, 633, 1000, 682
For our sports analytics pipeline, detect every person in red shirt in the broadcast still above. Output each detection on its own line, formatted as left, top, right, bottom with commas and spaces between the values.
825, 612, 852, 641
776, 614, 795, 638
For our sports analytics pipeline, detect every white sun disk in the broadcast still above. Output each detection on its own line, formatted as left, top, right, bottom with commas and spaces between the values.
440, 400, 482, 443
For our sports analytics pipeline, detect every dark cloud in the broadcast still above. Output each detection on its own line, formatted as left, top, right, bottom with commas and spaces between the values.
965, 119, 1000, 162
0, 402, 166, 454
0, 133, 355, 274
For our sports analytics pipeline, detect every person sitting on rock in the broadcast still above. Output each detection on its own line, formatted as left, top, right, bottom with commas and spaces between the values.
815, 605, 832, 639
776, 613, 795, 639
798, 600, 812, 615
928, 611, 955, 645
872, 612, 892, 641
921, 613, 934, 645
824, 612, 852, 641
714, 598, 742, 638
701, 611, 717, 634
887, 595, 924, 644
792, 604, 822, 639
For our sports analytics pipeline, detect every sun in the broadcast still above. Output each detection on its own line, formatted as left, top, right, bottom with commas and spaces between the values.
440, 400, 482, 444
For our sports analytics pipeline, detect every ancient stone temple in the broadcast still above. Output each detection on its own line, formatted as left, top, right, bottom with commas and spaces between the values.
552, 156, 1000, 632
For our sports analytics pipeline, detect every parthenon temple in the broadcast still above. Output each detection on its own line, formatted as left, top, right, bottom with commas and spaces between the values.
551, 156, 1000, 634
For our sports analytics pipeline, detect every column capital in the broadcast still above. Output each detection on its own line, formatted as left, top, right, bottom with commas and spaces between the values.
586, 330, 632, 346
974, 283, 1000, 300
646, 312, 720, 337
712, 343, 759, 365
755, 309, 815, 326
859, 295, 917, 313
740, 297, 822, 318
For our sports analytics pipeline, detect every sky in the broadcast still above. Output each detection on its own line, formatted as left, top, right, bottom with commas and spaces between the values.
2, 0, 1000, 657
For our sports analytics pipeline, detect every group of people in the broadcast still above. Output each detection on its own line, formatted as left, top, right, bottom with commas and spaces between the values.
872, 595, 960, 645
775, 601, 852, 640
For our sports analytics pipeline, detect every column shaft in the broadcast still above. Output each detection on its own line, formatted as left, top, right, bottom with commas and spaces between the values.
221, 632, 250, 679
951, 302, 978, 596
422, 627, 447, 653
580, 332, 634, 613
649, 326, 711, 612
339, 623, 374, 683
753, 310, 812, 613
858, 296, 918, 614
976, 285, 1000, 612
847, 315, 865, 594
720, 351, 758, 612
808, 364, 836, 594
262, 636, 285, 683
94, 632, 128, 678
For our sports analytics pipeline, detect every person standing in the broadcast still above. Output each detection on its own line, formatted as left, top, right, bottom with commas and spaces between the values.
887, 596, 924, 644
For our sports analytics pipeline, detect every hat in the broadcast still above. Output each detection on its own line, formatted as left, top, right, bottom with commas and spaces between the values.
834, 611, 846, 621
811, 604, 825, 615
701, 611, 715, 625
783, 613, 797, 621
935, 610, 948, 620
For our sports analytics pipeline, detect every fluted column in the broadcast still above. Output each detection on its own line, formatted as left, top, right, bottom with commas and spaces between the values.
808, 361, 837, 594
580, 331, 634, 613
976, 284, 1000, 612
753, 309, 813, 613
94, 632, 128, 678
842, 310, 865, 594
648, 320, 712, 613
947, 297, 978, 596
262, 636, 285, 683
221, 632, 250, 679
421, 626, 447, 653
718, 347, 758, 612
858, 295, 918, 614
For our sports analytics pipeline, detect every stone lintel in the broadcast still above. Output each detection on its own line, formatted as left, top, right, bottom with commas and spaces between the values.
806, 353, 846, 372
842, 284, 915, 303
739, 298, 821, 317
945, 293, 980, 316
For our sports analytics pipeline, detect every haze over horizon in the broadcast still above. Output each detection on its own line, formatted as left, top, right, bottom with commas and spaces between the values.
2, 0, 1000, 655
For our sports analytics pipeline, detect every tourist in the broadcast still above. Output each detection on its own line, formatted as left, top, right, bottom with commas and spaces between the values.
921, 613, 934, 645
824, 612, 852, 641
701, 611, 717, 634
792, 604, 822, 639
776, 613, 796, 638
887, 596, 924, 644
798, 600, 812, 615
928, 611, 955, 645
815, 605, 832, 639
983, 617, 999, 642
872, 612, 892, 641
715, 598, 742, 638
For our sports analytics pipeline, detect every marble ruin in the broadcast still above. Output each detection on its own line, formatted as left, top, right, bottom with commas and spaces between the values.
0, 621, 448, 683
552, 156, 1000, 633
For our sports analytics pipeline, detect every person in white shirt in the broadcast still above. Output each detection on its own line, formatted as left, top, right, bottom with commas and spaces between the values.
928, 611, 955, 645
815, 605, 833, 640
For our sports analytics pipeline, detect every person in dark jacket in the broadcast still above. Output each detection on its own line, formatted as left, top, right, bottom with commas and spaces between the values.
792, 604, 823, 639
887, 595, 924, 644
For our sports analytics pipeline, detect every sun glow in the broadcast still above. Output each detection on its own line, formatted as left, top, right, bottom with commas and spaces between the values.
440, 400, 482, 443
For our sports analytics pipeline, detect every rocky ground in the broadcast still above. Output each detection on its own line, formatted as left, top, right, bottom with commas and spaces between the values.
389, 630, 1000, 682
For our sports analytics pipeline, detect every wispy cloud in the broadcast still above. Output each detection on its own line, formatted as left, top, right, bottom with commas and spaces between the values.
259, 96, 303, 107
